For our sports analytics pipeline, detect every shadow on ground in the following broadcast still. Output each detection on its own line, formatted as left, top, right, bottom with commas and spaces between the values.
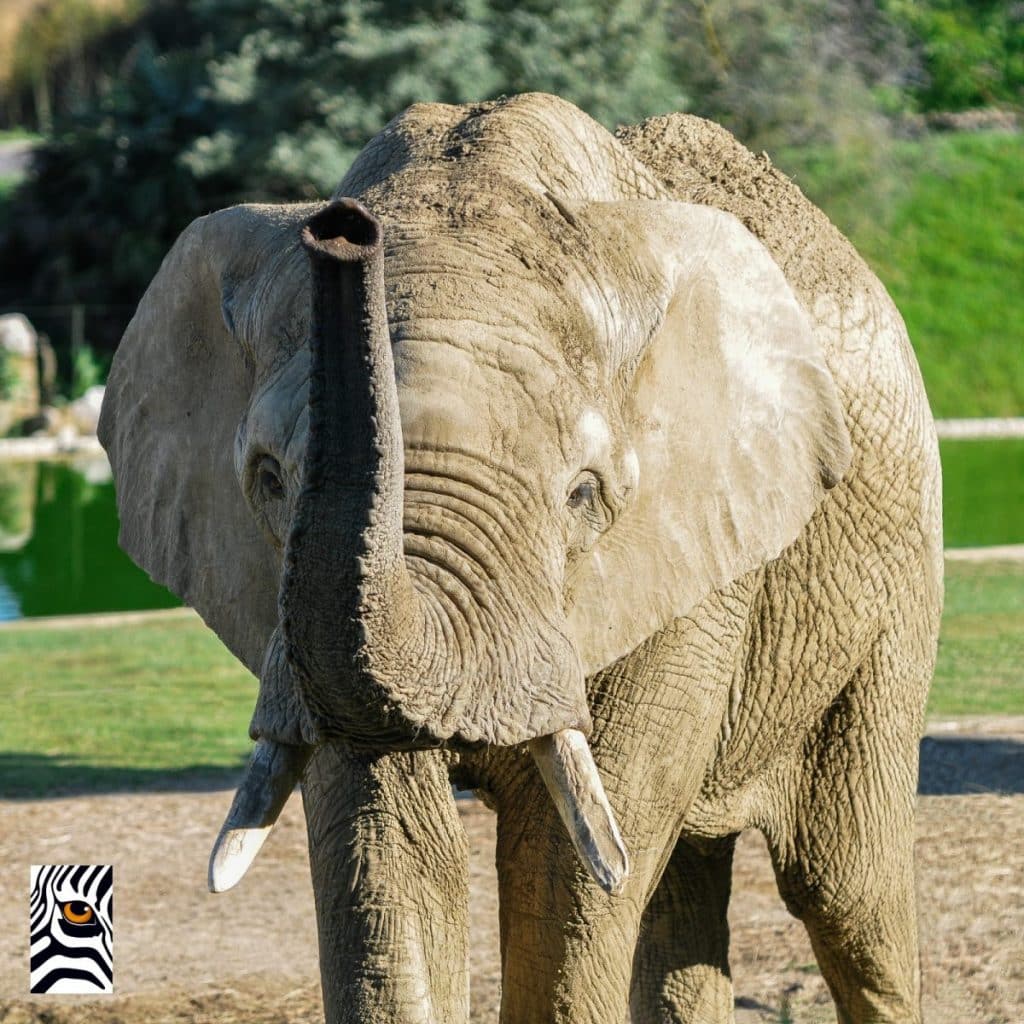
918, 736, 1024, 795
2, 736, 1021, 800
0, 751, 246, 799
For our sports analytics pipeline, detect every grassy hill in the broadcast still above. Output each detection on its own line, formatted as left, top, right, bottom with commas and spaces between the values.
793, 129, 1024, 419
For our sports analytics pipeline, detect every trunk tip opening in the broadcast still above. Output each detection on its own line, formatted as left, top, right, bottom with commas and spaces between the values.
302, 198, 381, 260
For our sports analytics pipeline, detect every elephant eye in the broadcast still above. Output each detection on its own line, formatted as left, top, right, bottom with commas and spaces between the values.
566, 474, 613, 540
257, 455, 285, 501
567, 480, 596, 509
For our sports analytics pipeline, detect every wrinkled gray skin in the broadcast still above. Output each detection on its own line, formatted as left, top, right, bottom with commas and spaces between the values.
99, 94, 942, 1023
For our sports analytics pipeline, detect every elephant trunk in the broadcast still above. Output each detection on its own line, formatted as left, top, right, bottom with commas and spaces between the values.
282, 198, 584, 750
282, 198, 436, 744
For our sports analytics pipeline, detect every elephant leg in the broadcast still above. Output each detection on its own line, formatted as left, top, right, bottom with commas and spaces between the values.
630, 836, 736, 1023
494, 760, 648, 1024
493, 580, 759, 1023
301, 741, 469, 1024
765, 637, 925, 1024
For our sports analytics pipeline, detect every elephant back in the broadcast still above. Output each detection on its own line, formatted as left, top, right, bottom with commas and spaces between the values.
338, 92, 665, 205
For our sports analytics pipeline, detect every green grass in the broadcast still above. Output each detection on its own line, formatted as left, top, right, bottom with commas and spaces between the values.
0, 558, 1021, 796
929, 559, 1024, 717
789, 131, 1024, 418
0, 614, 255, 797
941, 439, 1024, 548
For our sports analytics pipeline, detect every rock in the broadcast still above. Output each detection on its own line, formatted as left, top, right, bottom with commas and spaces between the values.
0, 313, 37, 357
0, 313, 41, 434
0, 460, 37, 553
66, 384, 105, 436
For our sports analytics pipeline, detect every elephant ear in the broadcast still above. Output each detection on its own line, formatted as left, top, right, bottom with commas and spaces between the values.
98, 204, 309, 676
566, 201, 852, 674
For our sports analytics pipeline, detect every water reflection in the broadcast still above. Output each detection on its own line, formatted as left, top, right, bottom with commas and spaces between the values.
0, 459, 178, 620
0, 461, 37, 554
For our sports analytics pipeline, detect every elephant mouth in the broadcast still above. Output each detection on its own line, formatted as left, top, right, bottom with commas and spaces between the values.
207, 636, 628, 898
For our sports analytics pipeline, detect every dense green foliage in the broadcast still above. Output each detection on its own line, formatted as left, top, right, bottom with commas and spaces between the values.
185, 0, 685, 198
70, 342, 109, 398
0, 39, 232, 317
884, 0, 1024, 110
0, 0, 687, 341
1, 557, 1020, 796
666, 1, 910, 157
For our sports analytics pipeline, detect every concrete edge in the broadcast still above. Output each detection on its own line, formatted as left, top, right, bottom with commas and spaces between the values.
0, 436, 104, 461
0, 607, 197, 631
944, 544, 1024, 561
934, 418, 1024, 440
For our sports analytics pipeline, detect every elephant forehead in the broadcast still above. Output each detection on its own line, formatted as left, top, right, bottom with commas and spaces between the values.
393, 329, 580, 465
377, 200, 616, 377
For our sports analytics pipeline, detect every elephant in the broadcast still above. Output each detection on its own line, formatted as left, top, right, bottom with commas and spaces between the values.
98, 93, 942, 1023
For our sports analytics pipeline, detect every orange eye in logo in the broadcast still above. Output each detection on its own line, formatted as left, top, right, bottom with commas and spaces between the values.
61, 901, 94, 925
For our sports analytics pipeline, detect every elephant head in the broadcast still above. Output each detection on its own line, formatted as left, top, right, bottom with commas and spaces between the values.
98, 95, 850, 902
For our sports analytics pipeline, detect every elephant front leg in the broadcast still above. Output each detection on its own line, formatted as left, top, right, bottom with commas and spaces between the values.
302, 742, 469, 1024
492, 587, 756, 1024
495, 760, 647, 1024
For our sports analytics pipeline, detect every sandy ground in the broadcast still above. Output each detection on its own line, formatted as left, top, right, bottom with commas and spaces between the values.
1, 718, 1021, 1023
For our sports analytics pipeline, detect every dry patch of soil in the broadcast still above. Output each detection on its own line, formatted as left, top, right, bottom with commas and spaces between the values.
1, 719, 1020, 1023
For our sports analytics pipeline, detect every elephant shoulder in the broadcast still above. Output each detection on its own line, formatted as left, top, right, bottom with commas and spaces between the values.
614, 117, 888, 331
615, 114, 882, 333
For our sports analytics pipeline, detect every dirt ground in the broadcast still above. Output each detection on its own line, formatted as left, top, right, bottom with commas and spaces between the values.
1, 717, 1021, 1024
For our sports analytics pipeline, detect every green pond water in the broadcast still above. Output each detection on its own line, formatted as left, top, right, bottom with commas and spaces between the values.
0, 441, 1021, 620
0, 458, 177, 621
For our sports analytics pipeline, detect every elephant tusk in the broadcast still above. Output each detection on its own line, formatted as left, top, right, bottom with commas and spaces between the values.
208, 739, 312, 893
529, 729, 630, 896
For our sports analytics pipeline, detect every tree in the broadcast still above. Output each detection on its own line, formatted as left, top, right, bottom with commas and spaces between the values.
1, 0, 687, 347
665, 0, 915, 154
184, 0, 686, 197
0, 29, 227, 346
883, 0, 1024, 111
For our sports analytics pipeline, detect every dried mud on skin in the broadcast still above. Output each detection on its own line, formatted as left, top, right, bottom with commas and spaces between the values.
1, 720, 1021, 1024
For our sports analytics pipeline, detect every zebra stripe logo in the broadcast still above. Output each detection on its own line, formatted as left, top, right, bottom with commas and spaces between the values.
29, 864, 113, 994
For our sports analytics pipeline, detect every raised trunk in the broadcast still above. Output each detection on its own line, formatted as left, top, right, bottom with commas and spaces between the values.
283, 199, 589, 750
283, 199, 438, 745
